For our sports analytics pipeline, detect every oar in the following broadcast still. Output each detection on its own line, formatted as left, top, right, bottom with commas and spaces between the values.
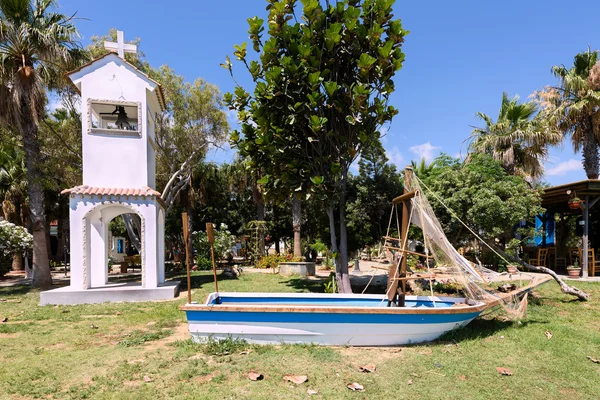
182, 213, 192, 304
206, 222, 221, 304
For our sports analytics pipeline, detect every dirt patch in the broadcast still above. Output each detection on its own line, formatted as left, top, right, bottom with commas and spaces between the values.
123, 380, 141, 387
0, 332, 21, 339
193, 372, 217, 383
81, 315, 118, 319
339, 346, 405, 362
47, 342, 68, 350
144, 323, 189, 351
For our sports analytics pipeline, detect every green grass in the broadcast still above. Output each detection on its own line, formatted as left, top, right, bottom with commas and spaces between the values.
0, 271, 599, 399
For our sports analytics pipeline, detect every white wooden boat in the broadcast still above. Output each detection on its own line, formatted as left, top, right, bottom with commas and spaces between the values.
181, 167, 551, 346
181, 292, 485, 346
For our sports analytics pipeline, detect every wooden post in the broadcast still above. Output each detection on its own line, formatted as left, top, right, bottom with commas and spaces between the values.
582, 196, 589, 279
206, 222, 220, 301
182, 212, 192, 304
386, 166, 413, 307
398, 166, 412, 307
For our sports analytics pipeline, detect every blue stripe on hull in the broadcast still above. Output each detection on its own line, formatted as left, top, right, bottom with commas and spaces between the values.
212, 296, 456, 308
186, 310, 481, 325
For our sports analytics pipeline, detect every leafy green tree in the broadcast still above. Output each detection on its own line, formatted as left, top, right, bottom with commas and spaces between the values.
0, 0, 85, 288
535, 48, 600, 179
420, 153, 543, 251
225, 0, 408, 292
467, 93, 561, 181
346, 140, 402, 252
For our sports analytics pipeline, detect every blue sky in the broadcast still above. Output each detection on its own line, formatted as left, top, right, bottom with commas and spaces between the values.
57, 0, 600, 185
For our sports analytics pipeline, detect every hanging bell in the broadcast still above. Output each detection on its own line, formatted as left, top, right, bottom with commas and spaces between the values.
115, 106, 131, 129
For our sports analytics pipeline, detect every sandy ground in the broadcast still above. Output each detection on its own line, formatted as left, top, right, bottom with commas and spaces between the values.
2, 259, 599, 290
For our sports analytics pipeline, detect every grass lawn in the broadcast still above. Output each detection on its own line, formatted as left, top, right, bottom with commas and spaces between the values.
0, 271, 599, 400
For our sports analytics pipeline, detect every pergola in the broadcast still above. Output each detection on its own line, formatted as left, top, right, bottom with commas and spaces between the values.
541, 179, 600, 278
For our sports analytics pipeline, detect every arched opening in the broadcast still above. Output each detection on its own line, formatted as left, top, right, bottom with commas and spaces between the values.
82, 203, 145, 289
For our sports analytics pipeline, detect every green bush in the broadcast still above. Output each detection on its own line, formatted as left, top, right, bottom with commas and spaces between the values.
195, 256, 213, 271
309, 240, 328, 254
255, 253, 300, 269
192, 224, 235, 262
0, 219, 32, 277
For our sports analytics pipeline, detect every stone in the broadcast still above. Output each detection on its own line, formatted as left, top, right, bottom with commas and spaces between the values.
279, 262, 316, 277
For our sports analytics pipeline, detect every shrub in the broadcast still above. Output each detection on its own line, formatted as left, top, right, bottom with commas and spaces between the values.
309, 240, 328, 255
255, 253, 300, 269
195, 256, 213, 271
192, 224, 235, 262
0, 219, 33, 277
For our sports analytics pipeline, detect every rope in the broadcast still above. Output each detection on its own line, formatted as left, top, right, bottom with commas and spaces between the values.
411, 173, 523, 308
414, 191, 437, 307
377, 202, 416, 307
413, 174, 514, 267
363, 205, 398, 295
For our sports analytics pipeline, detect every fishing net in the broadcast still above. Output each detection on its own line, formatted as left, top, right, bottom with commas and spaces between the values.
382, 172, 531, 319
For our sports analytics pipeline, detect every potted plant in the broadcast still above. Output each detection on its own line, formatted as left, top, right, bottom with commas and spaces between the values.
567, 260, 581, 278
569, 197, 584, 210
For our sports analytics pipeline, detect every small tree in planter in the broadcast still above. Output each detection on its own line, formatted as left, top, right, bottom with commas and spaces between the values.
567, 260, 581, 278
0, 219, 33, 277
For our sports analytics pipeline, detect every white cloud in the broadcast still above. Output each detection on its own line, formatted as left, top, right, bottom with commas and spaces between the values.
545, 159, 581, 176
386, 146, 405, 167
409, 142, 441, 163
379, 125, 389, 145
226, 109, 239, 124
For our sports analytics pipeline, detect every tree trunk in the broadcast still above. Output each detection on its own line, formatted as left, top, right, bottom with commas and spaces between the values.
20, 107, 51, 289
123, 214, 142, 253
581, 120, 599, 179
275, 238, 280, 254
326, 205, 341, 292
292, 197, 302, 258
337, 172, 352, 293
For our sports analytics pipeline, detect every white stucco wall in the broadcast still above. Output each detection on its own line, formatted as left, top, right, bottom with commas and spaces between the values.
69, 54, 162, 190
68, 195, 165, 290
146, 109, 156, 189
65, 54, 166, 293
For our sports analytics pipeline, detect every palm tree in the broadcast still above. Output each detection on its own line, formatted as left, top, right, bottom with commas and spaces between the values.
538, 48, 600, 179
467, 92, 562, 180
0, 0, 83, 288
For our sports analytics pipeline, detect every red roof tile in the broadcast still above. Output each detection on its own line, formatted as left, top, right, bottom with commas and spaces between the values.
61, 185, 162, 198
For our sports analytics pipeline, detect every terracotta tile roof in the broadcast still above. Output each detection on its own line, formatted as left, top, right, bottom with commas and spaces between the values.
61, 185, 162, 198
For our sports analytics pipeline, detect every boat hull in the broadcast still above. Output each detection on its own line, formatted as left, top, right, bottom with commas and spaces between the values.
182, 292, 484, 346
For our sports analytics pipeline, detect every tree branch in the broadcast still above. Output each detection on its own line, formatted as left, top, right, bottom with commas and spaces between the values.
42, 119, 82, 161
485, 240, 590, 301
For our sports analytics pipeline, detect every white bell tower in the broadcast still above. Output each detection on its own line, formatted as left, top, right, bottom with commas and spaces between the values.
40, 31, 179, 305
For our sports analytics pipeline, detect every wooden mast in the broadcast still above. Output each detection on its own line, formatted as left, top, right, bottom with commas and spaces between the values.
387, 166, 413, 307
